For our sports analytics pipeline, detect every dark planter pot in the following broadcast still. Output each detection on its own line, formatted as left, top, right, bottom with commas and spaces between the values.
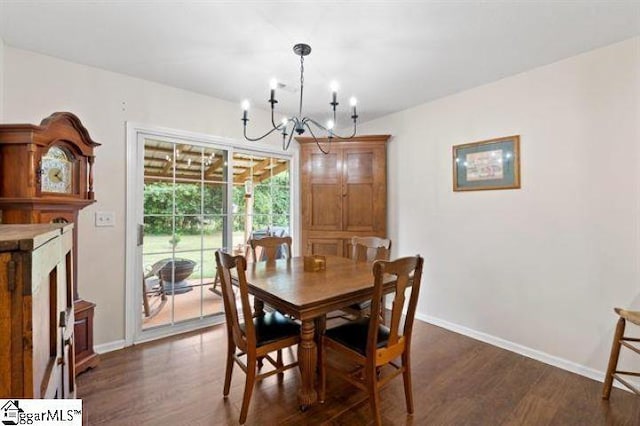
158, 259, 196, 294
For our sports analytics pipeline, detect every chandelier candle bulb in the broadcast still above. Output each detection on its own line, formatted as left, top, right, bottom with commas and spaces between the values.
330, 81, 338, 107
269, 79, 277, 105
241, 100, 250, 122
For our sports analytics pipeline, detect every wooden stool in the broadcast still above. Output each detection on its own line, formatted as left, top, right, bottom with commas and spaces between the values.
602, 308, 640, 399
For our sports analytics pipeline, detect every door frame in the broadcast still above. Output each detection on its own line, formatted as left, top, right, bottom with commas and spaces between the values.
125, 122, 299, 346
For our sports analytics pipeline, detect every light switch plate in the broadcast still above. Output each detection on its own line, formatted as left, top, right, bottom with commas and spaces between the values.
95, 211, 115, 227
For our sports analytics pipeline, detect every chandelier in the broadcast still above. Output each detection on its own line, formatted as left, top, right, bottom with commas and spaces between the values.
241, 43, 358, 154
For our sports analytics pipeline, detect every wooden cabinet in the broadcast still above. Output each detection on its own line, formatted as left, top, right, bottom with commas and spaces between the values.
0, 223, 76, 398
0, 112, 100, 375
297, 135, 390, 256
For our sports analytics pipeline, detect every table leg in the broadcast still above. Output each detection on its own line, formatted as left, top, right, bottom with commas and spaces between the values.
253, 298, 265, 317
297, 319, 318, 410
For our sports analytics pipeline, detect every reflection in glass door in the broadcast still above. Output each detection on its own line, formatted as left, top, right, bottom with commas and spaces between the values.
139, 135, 291, 334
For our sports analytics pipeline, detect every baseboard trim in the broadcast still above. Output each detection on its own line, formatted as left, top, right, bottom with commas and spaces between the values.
415, 313, 629, 391
94, 339, 126, 354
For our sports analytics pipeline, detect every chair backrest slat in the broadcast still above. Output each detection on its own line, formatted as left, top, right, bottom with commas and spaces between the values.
249, 236, 292, 262
215, 251, 256, 352
367, 255, 424, 355
351, 236, 392, 263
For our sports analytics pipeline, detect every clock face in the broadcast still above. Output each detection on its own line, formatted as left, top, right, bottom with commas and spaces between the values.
41, 146, 73, 194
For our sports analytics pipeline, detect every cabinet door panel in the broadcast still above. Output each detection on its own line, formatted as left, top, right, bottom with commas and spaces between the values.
344, 184, 374, 230
303, 149, 343, 231
310, 184, 342, 230
307, 238, 345, 257
344, 151, 374, 183
342, 149, 382, 233
309, 151, 340, 181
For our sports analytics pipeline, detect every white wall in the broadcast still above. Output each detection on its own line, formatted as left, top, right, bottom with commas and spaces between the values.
359, 37, 640, 377
3, 47, 284, 346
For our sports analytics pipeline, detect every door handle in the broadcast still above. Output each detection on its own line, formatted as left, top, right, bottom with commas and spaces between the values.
137, 224, 144, 246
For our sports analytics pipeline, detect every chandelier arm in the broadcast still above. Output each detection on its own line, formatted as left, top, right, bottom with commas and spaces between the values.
282, 126, 295, 151
243, 124, 282, 142
304, 122, 331, 155
335, 120, 357, 140
306, 118, 328, 131
270, 107, 279, 129
306, 118, 357, 140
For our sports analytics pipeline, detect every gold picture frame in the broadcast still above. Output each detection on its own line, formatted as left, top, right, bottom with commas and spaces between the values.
453, 135, 521, 191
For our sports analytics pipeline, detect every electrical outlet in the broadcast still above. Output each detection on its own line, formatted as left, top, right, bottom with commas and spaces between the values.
95, 211, 115, 227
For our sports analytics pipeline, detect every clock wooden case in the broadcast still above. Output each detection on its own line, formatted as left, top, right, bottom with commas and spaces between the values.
0, 112, 101, 375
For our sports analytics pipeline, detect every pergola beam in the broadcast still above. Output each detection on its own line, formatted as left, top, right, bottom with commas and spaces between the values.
254, 161, 289, 184
205, 156, 225, 178
234, 158, 272, 183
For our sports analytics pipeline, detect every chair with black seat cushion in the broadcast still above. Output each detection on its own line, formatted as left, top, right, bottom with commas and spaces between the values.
602, 307, 640, 399
339, 236, 392, 321
319, 255, 424, 426
215, 250, 300, 425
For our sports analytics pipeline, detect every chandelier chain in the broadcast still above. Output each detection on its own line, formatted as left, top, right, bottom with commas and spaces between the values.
299, 55, 304, 118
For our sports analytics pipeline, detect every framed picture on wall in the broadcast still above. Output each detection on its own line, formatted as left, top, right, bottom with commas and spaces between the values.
452, 135, 521, 191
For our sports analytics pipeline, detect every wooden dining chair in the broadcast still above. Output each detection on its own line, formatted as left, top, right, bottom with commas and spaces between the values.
319, 255, 424, 426
249, 235, 292, 262
215, 250, 300, 425
339, 236, 392, 320
602, 307, 640, 399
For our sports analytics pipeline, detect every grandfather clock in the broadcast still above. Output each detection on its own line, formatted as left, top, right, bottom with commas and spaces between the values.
0, 112, 101, 375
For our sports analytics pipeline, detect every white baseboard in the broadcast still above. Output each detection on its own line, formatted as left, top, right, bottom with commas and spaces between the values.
415, 313, 630, 391
94, 339, 126, 354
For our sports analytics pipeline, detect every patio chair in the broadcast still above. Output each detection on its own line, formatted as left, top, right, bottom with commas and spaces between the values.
142, 260, 168, 319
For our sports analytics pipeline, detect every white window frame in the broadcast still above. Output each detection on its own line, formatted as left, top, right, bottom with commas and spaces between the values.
125, 122, 299, 345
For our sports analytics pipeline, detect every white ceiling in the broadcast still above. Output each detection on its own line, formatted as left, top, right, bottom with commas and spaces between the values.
0, 1, 639, 125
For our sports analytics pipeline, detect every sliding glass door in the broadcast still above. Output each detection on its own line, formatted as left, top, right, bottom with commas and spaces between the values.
132, 129, 292, 341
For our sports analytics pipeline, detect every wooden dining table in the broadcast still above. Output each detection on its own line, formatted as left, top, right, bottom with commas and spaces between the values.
239, 255, 396, 410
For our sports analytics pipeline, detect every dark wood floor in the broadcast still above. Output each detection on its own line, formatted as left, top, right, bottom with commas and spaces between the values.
78, 321, 639, 425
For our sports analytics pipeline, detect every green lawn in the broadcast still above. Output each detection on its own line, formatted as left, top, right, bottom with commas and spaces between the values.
143, 233, 246, 280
